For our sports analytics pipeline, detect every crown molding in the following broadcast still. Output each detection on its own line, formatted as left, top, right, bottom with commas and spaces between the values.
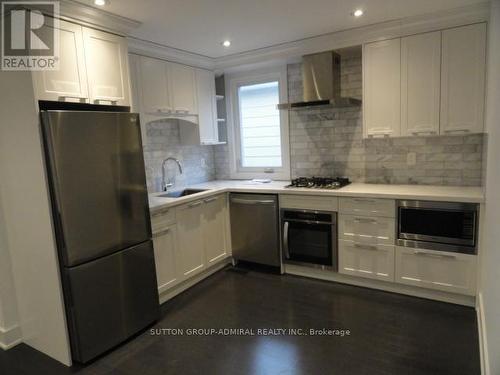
114, 1, 489, 72
127, 37, 215, 70
214, 2, 490, 71
58, 0, 141, 35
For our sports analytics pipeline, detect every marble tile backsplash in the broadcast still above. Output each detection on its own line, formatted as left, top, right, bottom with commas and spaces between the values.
143, 119, 216, 192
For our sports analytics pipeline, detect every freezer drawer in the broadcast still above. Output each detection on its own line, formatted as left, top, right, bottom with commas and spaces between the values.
230, 194, 280, 267
64, 240, 159, 363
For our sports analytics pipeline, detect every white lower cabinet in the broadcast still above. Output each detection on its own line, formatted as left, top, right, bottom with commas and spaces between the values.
202, 195, 228, 265
152, 224, 180, 293
339, 240, 395, 282
395, 246, 477, 296
176, 200, 206, 278
339, 214, 395, 245
152, 193, 229, 289
339, 197, 395, 218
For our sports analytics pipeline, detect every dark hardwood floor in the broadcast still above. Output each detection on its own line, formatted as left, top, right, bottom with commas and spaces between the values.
0, 266, 480, 375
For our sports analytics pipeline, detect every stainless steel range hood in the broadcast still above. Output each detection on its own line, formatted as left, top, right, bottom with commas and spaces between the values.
277, 51, 361, 110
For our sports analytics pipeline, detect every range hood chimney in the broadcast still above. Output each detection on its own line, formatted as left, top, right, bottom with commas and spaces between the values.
277, 51, 361, 110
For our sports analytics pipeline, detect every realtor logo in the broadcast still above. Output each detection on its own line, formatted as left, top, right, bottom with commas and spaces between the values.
1, 1, 60, 70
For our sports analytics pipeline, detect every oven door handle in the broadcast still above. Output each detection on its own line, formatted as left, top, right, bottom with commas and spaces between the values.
283, 221, 290, 259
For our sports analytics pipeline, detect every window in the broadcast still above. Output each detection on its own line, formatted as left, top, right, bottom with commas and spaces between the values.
228, 67, 290, 180
238, 82, 282, 167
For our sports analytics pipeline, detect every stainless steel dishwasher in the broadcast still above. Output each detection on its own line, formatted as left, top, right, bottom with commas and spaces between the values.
229, 193, 281, 268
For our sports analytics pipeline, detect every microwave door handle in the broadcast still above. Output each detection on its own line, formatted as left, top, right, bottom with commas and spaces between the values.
283, 221, 290, 259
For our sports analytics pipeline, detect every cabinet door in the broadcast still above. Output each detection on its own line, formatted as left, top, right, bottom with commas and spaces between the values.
32, 19, 88, 102
202, 195, 228, 265
168, 62, 197, 114
176, 201, 205, 277
395, 246, 477, 295
196, 68, 218, 144
82, 27, 131, 106
440, 23, 486, 134
339, 240, 395, 282
137, 56, 171, 114
401, 32, 441, 136
152, 225, 179, 293
363, 39, 401, 137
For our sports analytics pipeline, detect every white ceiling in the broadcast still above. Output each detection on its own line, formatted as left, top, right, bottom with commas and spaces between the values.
87, 0, 487, 58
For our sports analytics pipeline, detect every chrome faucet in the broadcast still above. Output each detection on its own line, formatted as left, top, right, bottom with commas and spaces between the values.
161, 157, 183, 191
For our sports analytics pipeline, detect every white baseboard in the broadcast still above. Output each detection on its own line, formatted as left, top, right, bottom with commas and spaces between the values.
477, 292, 490, 375
0, 324, 22, 350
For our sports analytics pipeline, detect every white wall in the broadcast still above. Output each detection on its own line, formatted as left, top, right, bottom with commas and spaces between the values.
480, 0, 500, 374
0, 197, 21, 349
0, 70, 72, 365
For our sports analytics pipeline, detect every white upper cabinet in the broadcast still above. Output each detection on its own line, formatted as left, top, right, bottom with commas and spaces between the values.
363, 38, 401, 138
401, 31, 441, 136
196, 68, 219, 144
82, 27, 131, 106
168, 62, 197, 114
32, 19, 88, 102
137, 56, 171, 114
440, 23, 486, 135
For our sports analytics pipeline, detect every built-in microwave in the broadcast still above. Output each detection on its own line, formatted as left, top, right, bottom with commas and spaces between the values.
397, 200, 479, 255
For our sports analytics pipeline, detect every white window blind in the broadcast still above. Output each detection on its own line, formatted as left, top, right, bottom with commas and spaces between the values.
238, 81, 282, 168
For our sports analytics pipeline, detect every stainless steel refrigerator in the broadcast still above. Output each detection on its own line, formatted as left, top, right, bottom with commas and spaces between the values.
40, 102, 159, 364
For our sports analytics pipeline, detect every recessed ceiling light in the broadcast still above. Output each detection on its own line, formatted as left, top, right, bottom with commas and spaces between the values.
353, 9, 364, 17
94, 0, 108, 6
222, 40, 231, 47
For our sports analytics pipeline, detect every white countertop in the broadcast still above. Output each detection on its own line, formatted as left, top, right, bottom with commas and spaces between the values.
148, 180, 485, 213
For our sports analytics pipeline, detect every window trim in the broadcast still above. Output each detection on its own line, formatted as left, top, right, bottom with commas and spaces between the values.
226, 66, 290, 180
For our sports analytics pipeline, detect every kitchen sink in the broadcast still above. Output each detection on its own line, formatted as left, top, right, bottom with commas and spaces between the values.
157, 189, 208, 198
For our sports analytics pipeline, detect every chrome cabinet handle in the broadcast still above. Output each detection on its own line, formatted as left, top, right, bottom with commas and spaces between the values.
153, 227, 170, 238
188, 201, 202, 208
353, 217, 377, 224
443, 129, 470, 134
93, 99, 117, 105
367, 132, 391, 138
352, 198, 375, 203
58, 95, 88, 102
230, 198, 275, 205
204, 197, 218, 203
411, 130, 437, 135
353, 243, 378, 251
283, 221, 290, 259
413, 251, 456, 259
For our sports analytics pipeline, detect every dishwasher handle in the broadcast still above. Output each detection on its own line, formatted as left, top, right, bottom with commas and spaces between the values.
283, 221, 290, 259
230, 197, 276, 205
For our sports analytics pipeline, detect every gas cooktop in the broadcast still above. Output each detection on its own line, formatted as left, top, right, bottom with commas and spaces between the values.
285, 177, 351, 189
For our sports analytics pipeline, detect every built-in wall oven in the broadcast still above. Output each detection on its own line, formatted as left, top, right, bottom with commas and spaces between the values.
281, 209, 337, 269
397, 200, 479, 254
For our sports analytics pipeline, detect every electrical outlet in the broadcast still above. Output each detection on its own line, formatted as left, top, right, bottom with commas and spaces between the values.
407, 152, 417, 166
200, 158, 207, 168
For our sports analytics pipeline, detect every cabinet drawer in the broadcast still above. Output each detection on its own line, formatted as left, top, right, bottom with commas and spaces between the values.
395, 246, 477, 295
339, 215, 395, 245
151, 207, 175, 233
339, 197, 395, 217
279, 194, 338, 211
339, 240, 395, 282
